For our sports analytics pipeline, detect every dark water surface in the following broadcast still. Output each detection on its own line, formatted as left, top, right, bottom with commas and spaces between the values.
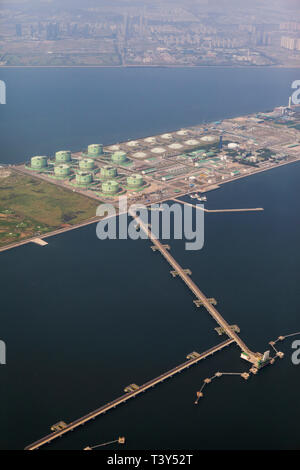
0, 66, 298, 163
0, 67, 299, 450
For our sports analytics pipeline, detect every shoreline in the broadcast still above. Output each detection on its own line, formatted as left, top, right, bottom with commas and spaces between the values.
1, 65, 300, 69
1, 156, 299, 254
1, 94, 299, 254
201, 156, 300, 192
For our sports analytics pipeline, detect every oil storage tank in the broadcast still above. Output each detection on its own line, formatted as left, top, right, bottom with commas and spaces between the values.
87, 144, 103, 157
100, 165, 117, 179
55, 150, 72, 163
79, 158, 95, 171
54, 164, 71, 179
111, 151, 127, 164
30, 156, 48, 170
126, 174, 144, 189
75, 171, 93, 187
102, 180, 119, 195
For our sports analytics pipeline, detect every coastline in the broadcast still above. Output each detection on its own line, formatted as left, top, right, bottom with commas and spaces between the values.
1, 65, 300, 69
1, 155, 299, 254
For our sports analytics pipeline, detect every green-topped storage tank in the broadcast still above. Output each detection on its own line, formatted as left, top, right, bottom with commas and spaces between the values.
127, 174, 144, 189
54, 164, 71, 179
79, 158, 95, 171
87, 144, 103, 157
111, 151, 127, 164
101, 165, 117, 179
55, 150, 72, 163
76, 171, 93, 186
102, 180, 119, 195
30, 156, 48, 170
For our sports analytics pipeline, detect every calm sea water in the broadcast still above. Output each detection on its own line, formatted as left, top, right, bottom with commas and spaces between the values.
0, 67, 299, 450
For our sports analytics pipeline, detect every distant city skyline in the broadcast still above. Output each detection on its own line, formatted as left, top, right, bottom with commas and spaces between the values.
1, 1, 300, 66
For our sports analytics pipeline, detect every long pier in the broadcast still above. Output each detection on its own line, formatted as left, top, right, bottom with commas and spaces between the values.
172, 198, 264, 213
25, 338, 234, 450
129, 208, 260, 365
25, 206, 262, 450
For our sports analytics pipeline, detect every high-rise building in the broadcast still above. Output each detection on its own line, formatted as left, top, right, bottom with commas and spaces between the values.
16, 24, 22, 37
46, 22, 59, 40
281, 36, 297, 50
219, 135, 223, 150
280, 22, 300, 32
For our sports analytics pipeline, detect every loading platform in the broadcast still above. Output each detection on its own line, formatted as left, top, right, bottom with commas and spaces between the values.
215, 324, 240, 336
50, 421, 67, 432
124, 384, 140, 393
194, 298, 217, 307
151, 244, 170, 251
171, 269, 192, 277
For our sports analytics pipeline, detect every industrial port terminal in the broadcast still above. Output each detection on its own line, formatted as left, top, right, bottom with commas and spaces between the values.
11, 101, 300, 211
1, 101, 300, 253
0, 97, 299, 253
24, 205, 294, 450
1, 102, 300, 449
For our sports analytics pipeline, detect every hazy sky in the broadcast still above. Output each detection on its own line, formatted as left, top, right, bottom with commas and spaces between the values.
1, 0, 299, 19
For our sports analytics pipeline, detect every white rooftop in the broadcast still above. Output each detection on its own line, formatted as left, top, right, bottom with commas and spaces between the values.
200, 135, 215, 142
177, 130, 188, 136
151, 147, 166, 154
168, 143, 183, 149
133, 152, 147, 159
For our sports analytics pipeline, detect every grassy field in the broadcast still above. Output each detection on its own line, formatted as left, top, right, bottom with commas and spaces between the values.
0, 170, 99, 247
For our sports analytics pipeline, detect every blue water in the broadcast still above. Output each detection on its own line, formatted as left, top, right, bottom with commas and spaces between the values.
0, 66, 298, 163
0, 67, 299, 450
